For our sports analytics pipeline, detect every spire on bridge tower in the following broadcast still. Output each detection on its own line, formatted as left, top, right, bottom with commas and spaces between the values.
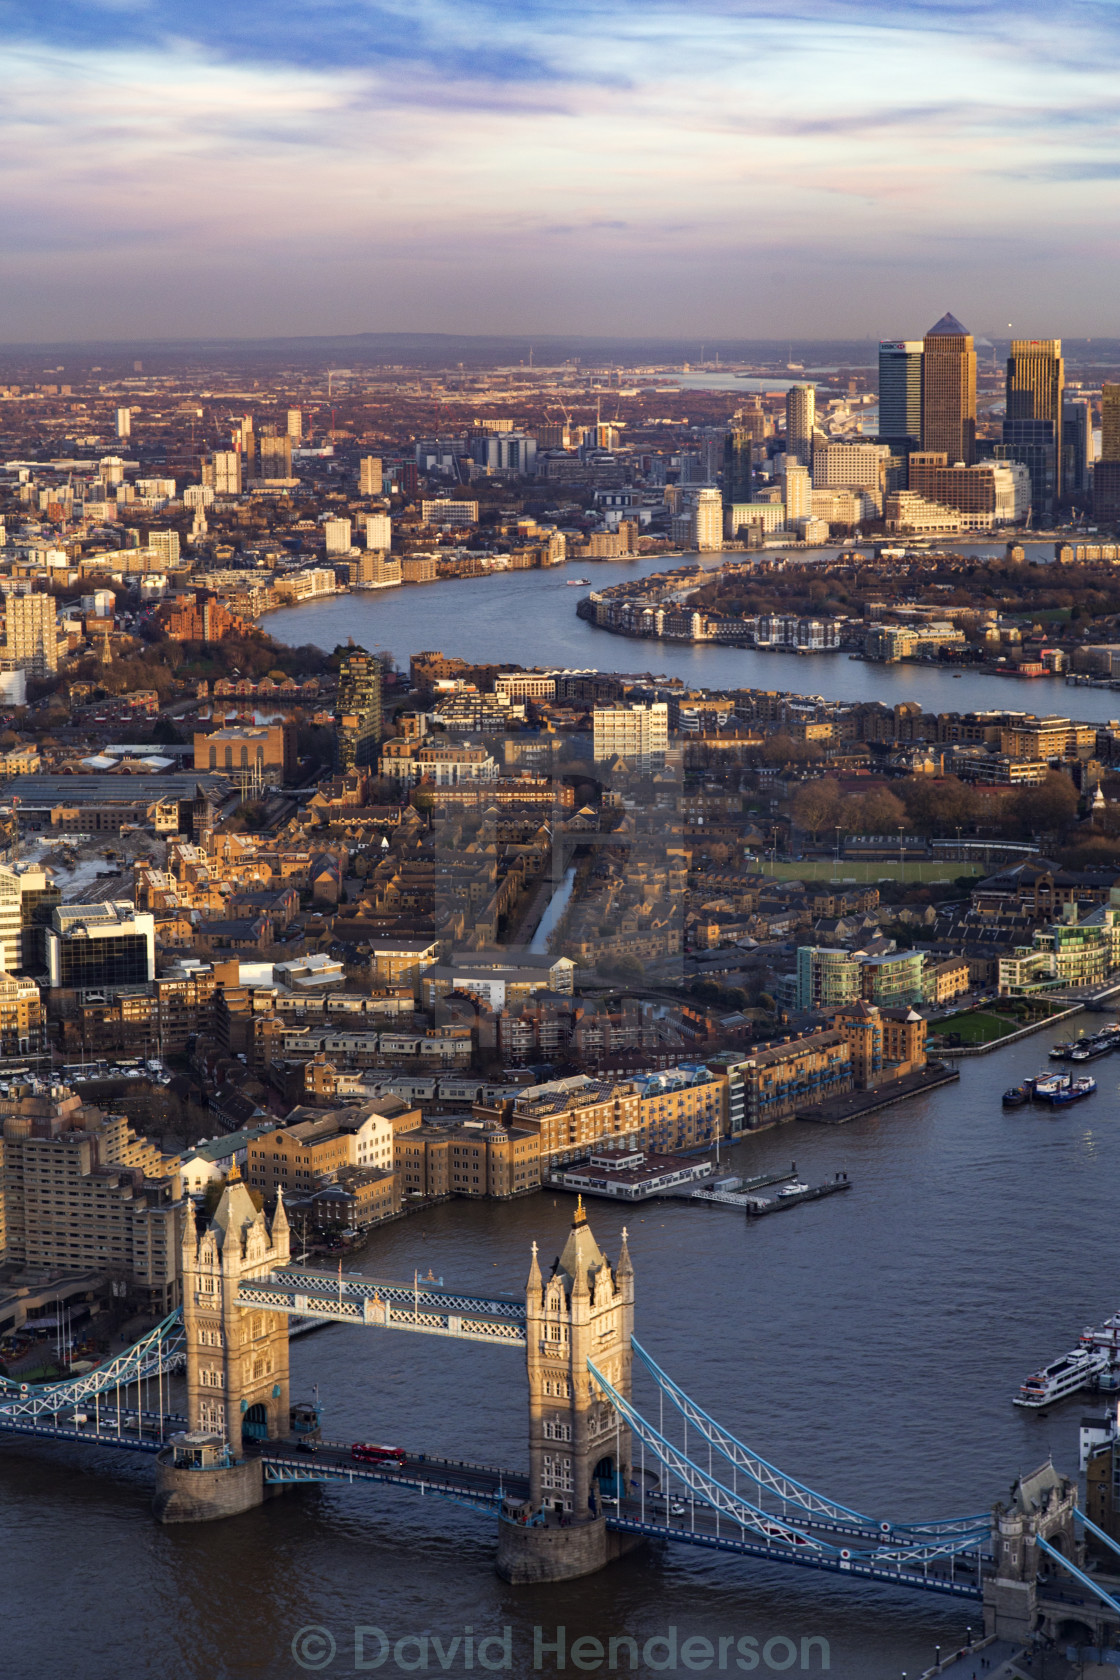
526, 1239, 542, 1295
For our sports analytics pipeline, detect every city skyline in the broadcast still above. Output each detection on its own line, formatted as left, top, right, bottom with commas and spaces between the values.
3, 0, 1120, 340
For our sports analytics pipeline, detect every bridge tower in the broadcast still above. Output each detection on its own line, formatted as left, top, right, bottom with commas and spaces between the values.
984, 1460, 1080, 1644
154, 1170, 291, 1523
182, 1168, 291, 1454
498, 1199, 641, 1583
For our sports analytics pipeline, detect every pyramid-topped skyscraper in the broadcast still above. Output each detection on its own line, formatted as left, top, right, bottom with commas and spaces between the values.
922, 311, 976, 464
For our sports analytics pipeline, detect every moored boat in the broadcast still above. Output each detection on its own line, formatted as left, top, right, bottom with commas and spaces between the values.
1046, 1075, 1096, 1105
1002, 1085, 1030, 1108
1070, 1034, 1115, 1062
1015, 1346, 1110, 1408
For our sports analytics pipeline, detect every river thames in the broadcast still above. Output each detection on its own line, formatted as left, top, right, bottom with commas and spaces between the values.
3, 563, 1116, 1680
258, 548, 1120, 727
3, 1020, 1119, 1678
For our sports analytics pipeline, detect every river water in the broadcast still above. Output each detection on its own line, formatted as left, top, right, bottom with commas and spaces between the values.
259, 550, 1120, 726
4, 1020, 1119, 1678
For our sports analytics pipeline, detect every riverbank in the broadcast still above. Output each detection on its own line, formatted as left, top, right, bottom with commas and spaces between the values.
934, 1003, 1085, 1058
796, 1063, 960, 1123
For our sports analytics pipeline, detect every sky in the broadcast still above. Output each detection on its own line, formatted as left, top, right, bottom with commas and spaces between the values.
2, 0, 1120, 341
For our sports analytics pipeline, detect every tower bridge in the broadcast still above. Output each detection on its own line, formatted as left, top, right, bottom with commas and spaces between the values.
2, 1173, 1119, 1644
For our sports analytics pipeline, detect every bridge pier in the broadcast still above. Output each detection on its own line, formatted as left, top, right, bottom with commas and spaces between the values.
496, 1509, 643, 1584
153, 1442, 271, 1524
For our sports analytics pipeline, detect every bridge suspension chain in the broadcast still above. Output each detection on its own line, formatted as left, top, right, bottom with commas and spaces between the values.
595, 1356, 988, 1566
0, 1308, 185, 1421
631, 1339, 990, 1543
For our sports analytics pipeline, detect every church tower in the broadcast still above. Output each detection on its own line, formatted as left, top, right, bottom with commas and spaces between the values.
181, 1169, 291, 1455
525, 1200, 634, 1518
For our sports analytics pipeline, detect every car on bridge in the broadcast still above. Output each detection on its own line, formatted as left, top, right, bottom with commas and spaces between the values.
351, 1442, 407, 1467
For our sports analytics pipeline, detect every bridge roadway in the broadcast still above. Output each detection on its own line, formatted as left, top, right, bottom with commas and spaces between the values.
0, 1409, 188, 1453
255, 1439, 530, 1515
254, 1441, 986, 1598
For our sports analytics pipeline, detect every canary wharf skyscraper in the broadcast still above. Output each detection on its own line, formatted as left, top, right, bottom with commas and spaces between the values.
878, 341, 923, 441
1004, 339, 1063, 514
921, 313, 976, 465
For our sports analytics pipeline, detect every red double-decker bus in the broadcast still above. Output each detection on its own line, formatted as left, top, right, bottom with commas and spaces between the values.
351, 1442, 407, 1467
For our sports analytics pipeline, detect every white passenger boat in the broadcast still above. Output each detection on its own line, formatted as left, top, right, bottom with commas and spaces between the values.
1013, 1346, 1110, 1408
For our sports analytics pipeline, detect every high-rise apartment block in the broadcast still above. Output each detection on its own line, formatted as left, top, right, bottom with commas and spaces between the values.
258, 434, 292, 479
592, 702, 669, 771
287, 408, 303, 441
115, 405, 132, 440
921, 313, 976, 465
147, 530, 181, 568
336, 650, 383, 771
323, 517, 353, 555
722, 429, 754, 504
782, 463, 812, 523
364, 513, 392, 550
211, 451, 242, 496
236, 415, 255, 467
5, 592, 58, 674
877, 341, 923, 441
359, 456, 384, 496
0, 1085, 182, 1311
690, 487, 723, 551
785, 384, 816, 466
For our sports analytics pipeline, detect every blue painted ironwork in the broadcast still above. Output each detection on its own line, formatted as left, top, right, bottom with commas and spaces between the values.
0, 1311, 185, 1423
1036, 1533, 1120, 1619
602, 1513, 982, 1599
236, 1269, 526, 1346
631, 1338, 990, 1544
258, 1452, 511, 1518
589, 1357, 987, 1571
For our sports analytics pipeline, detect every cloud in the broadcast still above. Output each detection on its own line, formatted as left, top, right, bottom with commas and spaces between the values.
0, 0, 1119, 334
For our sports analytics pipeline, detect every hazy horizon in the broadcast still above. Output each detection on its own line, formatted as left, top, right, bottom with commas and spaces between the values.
4, 0, 1120, 341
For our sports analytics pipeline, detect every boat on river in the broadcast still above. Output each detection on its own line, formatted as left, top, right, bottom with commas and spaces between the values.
1070, 1033, 1116, 1062
1015, 1346, 1110, 1408
1002, 1085, 1030, 1108
1035, 1074, 1096, 1106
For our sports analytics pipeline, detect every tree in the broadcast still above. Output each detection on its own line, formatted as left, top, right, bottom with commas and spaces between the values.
790, 779, 843, 839
1011, 770, 1079, 838
843, 788, 907, 833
